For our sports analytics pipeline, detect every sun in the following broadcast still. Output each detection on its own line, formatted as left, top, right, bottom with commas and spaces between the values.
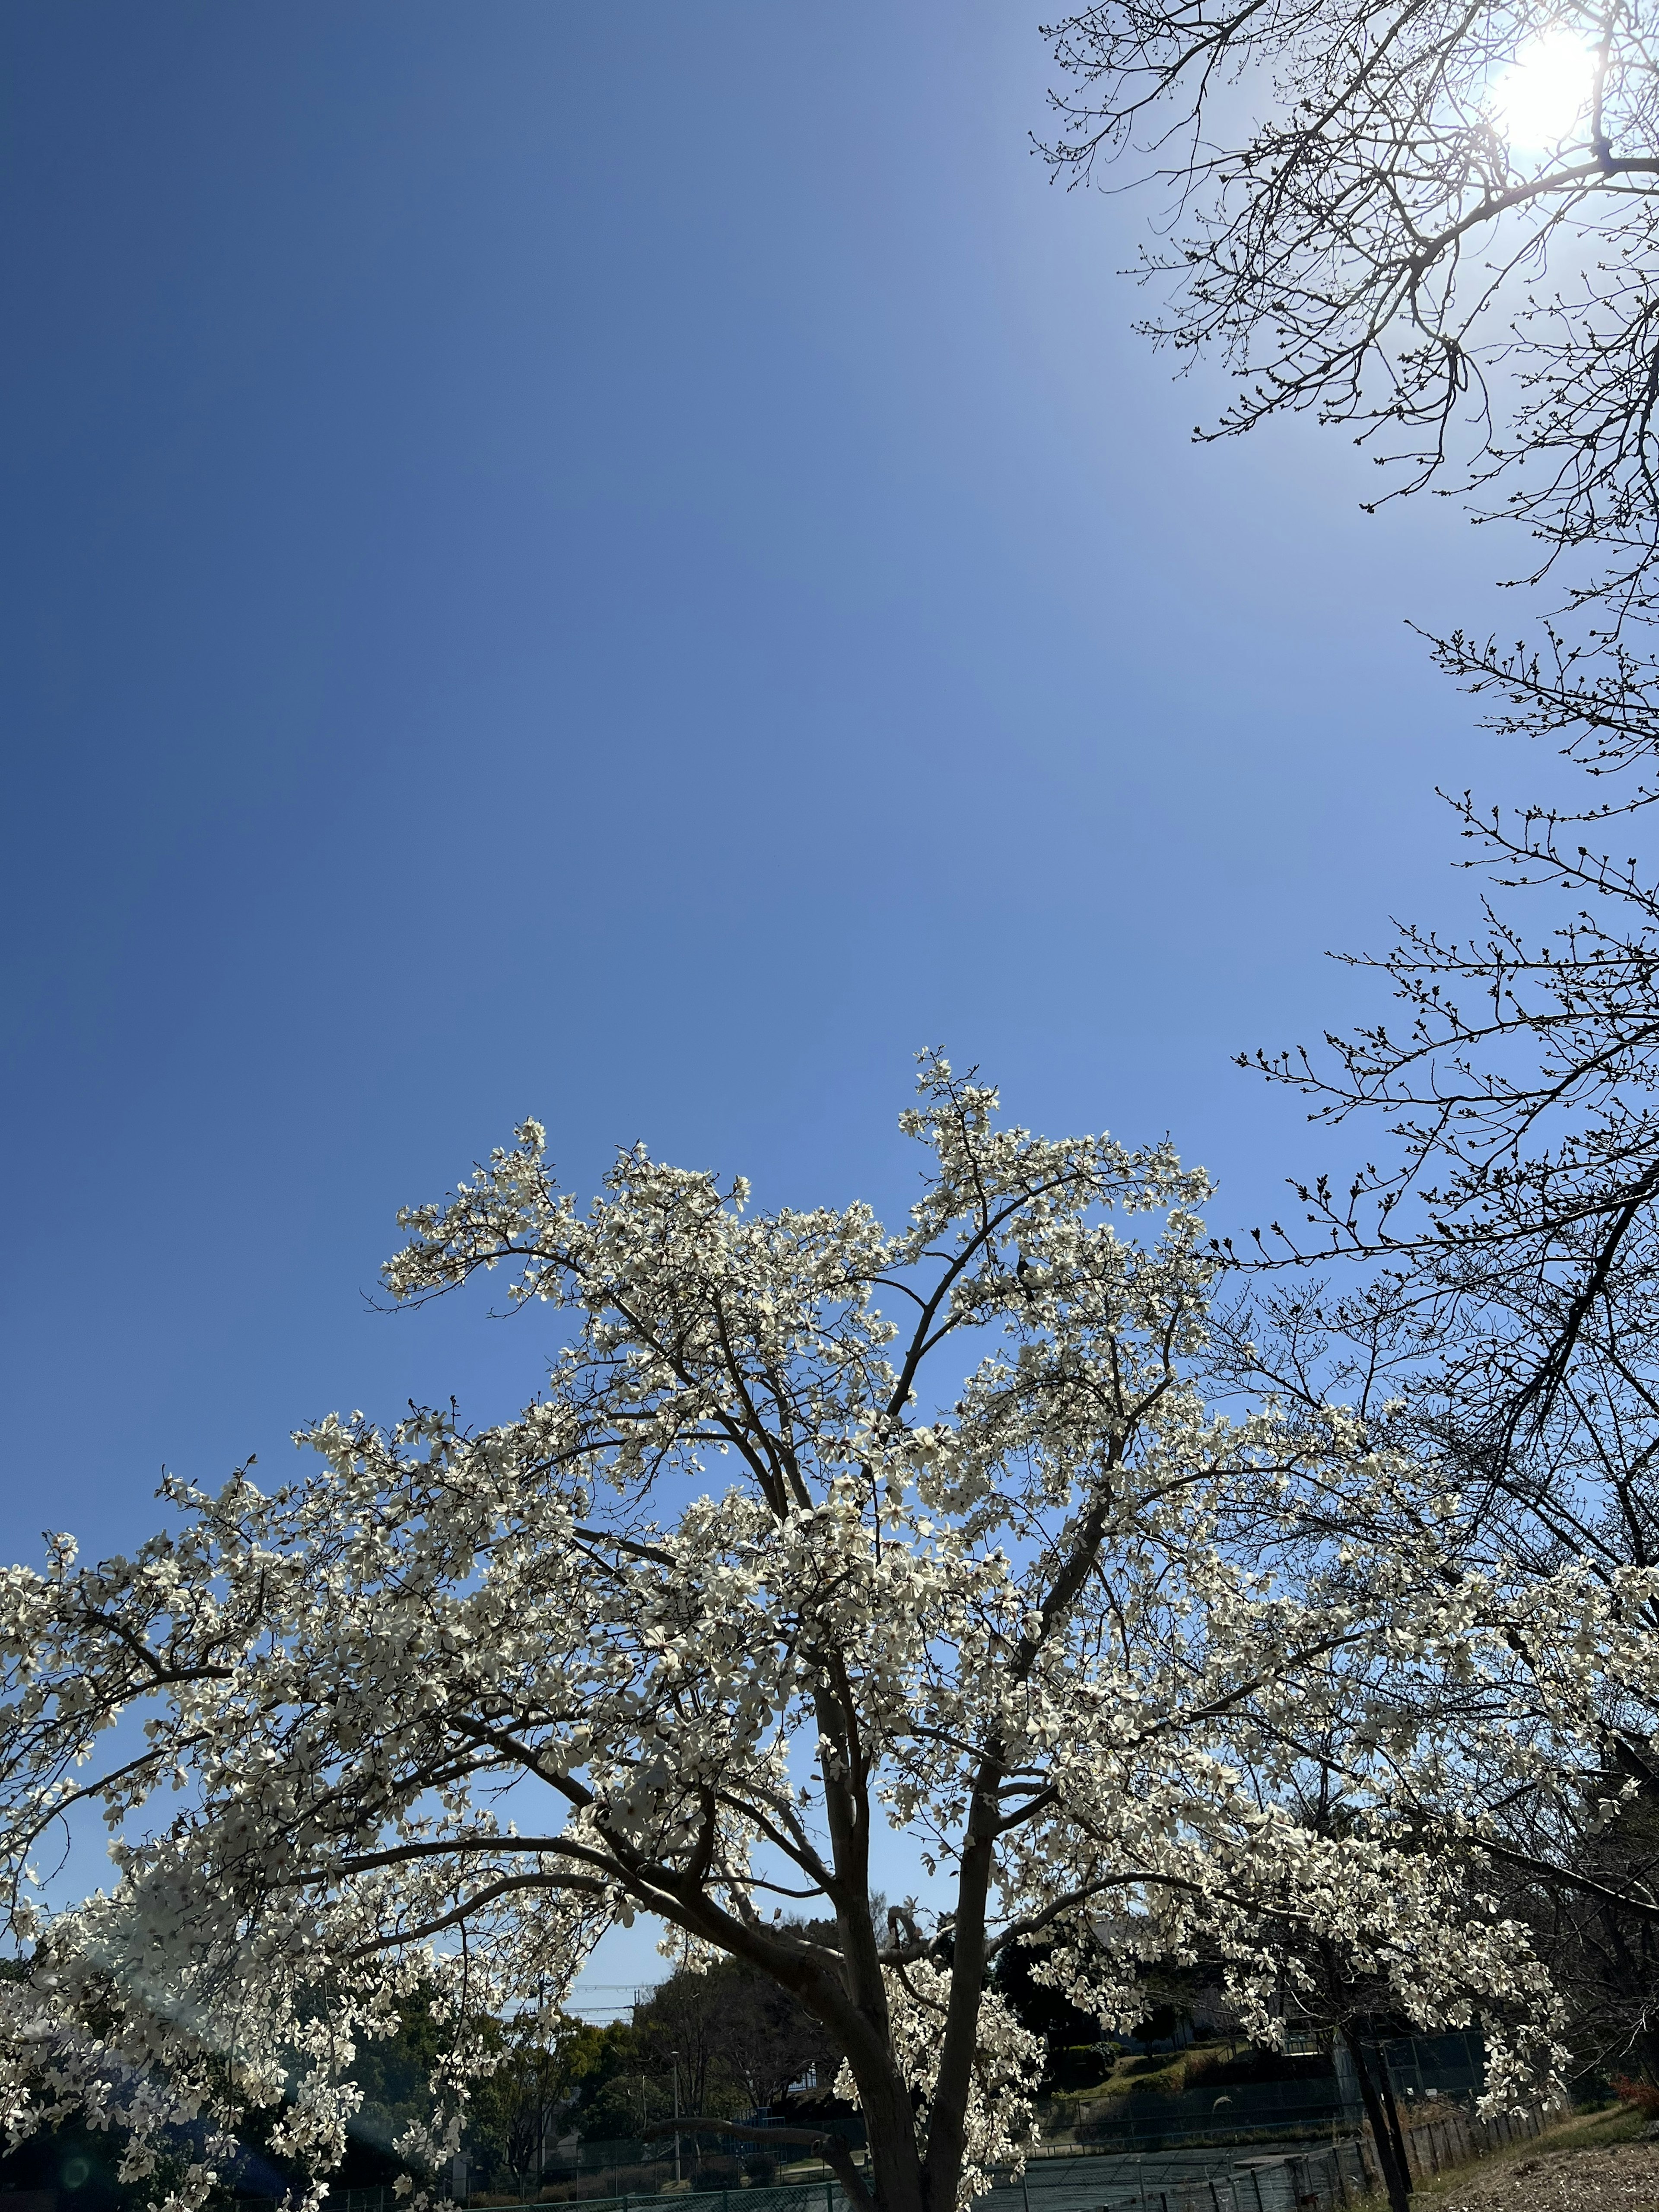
1490, 25, 1599, 152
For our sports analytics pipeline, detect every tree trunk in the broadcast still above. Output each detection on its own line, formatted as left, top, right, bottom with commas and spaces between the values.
921, 1822, 993, 2212
1342, 2026, 1411, 2212
852, 2065, 927, 2212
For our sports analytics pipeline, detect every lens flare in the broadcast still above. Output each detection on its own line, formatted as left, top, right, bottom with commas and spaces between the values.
1490, 25, 1598, 150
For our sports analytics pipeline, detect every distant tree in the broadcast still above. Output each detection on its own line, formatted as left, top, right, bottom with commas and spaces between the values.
0, 1063, 1586, 2212
632, 1964, 741, 2121
636, 1953, 839, 2116
466, 2013, 623, 2195
346, 1979, 449, 2164
570, 2063, 666, 2146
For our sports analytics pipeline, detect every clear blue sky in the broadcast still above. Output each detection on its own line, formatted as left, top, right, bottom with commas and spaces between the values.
3, 0, 1519, 1998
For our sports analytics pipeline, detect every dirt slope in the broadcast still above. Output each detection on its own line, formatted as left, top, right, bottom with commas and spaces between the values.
1421, 2135, 1659, 2211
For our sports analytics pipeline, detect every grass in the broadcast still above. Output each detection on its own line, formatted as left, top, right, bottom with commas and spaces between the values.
1042, 2039, 1239, 2122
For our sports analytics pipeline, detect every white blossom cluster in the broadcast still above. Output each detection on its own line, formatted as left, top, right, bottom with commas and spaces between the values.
0, 1058, 1641, 2212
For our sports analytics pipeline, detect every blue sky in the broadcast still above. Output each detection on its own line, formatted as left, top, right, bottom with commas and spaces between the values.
3, 2, 1524, 2002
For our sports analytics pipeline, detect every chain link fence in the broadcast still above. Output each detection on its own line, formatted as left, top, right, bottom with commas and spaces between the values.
310, 2103, 1557, 2212
302, 2032, 1559, 2212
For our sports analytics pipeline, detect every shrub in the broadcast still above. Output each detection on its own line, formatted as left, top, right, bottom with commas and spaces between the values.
1610, 2075, 1659, 2116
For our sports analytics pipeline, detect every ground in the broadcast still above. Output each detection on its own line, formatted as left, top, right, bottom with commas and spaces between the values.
1397, 2107, 1659, 2211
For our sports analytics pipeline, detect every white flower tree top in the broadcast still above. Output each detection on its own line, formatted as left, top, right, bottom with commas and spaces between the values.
0, 1059, 1597, 2212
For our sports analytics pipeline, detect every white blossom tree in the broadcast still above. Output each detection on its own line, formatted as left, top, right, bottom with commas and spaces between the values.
0, 1060, 1596, 2212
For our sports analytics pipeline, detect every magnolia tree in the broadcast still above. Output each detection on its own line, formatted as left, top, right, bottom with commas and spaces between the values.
0, 1062, 1602, 2212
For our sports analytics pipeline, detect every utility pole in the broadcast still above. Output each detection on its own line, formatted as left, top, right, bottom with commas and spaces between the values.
536, 1976, 548, 2191
671, 2050, 682, 2187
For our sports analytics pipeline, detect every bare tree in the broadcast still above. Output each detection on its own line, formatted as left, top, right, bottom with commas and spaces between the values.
1235, 626, 1659, 1443
636, 1954, 839, 2117
1043, 0, 1659, 609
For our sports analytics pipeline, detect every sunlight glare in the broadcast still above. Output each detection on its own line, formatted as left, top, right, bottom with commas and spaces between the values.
1490, 25, 1598, 151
